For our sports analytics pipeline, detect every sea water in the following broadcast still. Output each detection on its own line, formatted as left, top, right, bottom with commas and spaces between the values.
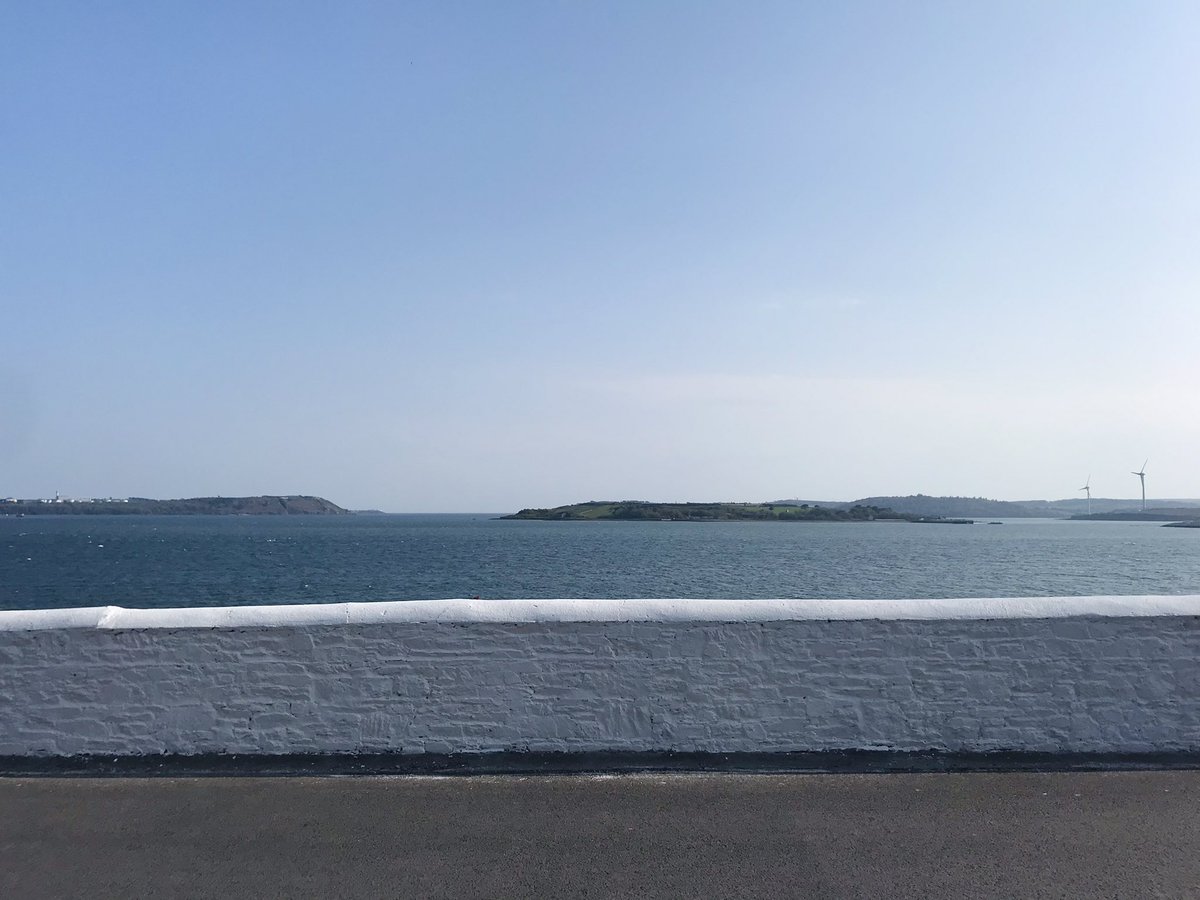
2, 514, 1199, 611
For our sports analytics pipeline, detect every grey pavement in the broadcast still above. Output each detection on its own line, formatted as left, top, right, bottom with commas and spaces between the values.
2, 771, 1198, 899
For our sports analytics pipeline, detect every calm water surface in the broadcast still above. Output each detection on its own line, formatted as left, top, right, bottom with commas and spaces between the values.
2, 514, 1199, 610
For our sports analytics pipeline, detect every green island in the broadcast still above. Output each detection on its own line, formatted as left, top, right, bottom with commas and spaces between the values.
501, 501, 969, 523
0, 495, 349, 516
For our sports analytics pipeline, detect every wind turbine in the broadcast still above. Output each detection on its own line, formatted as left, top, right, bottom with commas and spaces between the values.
1132, 459, 1148, 512
1079, 475, 1092, 517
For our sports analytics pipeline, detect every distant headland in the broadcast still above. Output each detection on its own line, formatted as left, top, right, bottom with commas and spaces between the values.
0, 495, 349, 516
501, 501, 966, 523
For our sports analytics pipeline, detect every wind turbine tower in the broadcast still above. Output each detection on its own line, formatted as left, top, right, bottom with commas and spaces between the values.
1132, 459, 1148, 512
1080, 476, 1092, 517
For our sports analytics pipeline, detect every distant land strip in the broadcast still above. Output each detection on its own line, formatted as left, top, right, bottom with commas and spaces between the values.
0, 496, 349, 516
501, 502, 967, 523
1070, 508, 1200, 522
778, 494, 1200, 518
504, 497, 1200, 524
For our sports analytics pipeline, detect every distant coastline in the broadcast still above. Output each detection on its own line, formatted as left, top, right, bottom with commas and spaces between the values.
0, 495, 349, 516
502, 494, 1200, 524
1070, 508, 1200, 523
501, 501, 967, 523
775, 494, 1200, 519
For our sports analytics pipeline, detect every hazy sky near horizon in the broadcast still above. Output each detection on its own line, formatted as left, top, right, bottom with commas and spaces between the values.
5, 2, 1200, 511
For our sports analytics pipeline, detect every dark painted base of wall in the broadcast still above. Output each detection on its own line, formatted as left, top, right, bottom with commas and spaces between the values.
3, 749, 1200, 778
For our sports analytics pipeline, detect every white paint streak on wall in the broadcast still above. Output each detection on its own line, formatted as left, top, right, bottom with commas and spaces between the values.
1, 598, 1198, 757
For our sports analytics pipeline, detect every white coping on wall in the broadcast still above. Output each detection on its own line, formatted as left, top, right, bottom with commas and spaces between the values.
2, 595, 1199, 632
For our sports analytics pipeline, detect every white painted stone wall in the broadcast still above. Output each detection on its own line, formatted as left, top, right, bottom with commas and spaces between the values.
2, 597, 1199, 757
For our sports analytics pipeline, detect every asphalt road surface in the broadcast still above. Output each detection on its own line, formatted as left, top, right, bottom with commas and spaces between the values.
2, 772, 1198, 898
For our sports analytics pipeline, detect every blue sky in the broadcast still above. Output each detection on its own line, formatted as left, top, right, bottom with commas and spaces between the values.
4, 2, 1199, 510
